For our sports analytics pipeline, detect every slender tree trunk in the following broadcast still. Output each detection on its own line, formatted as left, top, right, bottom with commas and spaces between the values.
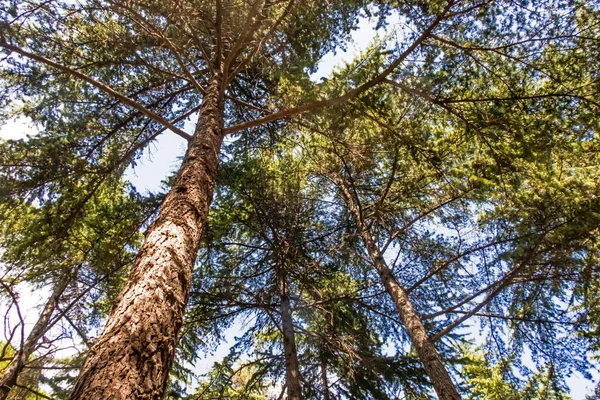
69, 75, 225, 400
337, 179, 461, 400
320, 307, 332, 400
320, 354, 330, 400
367, 252, 461, 400
276, 267, 303, 400
0, 276, 70, 399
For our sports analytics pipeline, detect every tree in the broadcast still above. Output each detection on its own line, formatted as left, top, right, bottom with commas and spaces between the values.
2, 1, 369, 397
190, 142, 432, 399
0, 174, 152, 398
460, 346, 572, 400
1, 0, 600, 398
293, 21, 600, 396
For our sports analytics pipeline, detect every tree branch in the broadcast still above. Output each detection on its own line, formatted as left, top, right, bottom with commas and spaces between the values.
223, 4, 453, 134
431, 246, 539, 342
0, 42, 192, 141
223, 0, 265, 76
227, 0, 296, 84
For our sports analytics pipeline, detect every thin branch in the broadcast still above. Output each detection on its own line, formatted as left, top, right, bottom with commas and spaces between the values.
383, 78, 473, 124
406, 235, 521, 293
223, 0, 265, 75
381, 193, 466, 254
439, 92, 600, 109
442, 310, 582, 326
227, 0, 296, 83
113, 103, 202, 168
432, 246, 539, 341
375, 148, 400, 209
109, 1, 207, 94
223, 3, 453, 134
0, 42, 192, 141
56, 307, 90, 348
0, 281, 25, 352
13, 384, 55, 400
215, 0, 223, 67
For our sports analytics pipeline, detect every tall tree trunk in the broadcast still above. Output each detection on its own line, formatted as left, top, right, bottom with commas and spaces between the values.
320, 354, 330, 400
0, 276, 70, 399
68, 75, 225, 400
277, 267, 303, 400
337, 179, 461, 400
320, 305, 332, 400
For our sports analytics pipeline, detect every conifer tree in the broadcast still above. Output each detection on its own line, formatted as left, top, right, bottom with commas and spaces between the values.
0, 175, 153, 398
1, 0, 599, 398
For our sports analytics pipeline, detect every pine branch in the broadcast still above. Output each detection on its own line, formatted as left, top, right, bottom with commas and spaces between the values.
223, 3, 453, 134
0, 42, 193, 141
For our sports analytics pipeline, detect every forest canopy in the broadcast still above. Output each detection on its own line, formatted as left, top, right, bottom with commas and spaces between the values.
0, 0, 599, 399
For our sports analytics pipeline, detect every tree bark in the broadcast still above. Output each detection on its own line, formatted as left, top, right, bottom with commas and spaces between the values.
68, 75, 225, 400
0, 276, 70, 399
276, 267, 303, 400
336, 179, 461, 400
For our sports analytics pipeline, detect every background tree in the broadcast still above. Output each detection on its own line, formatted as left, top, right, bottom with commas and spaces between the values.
294, 35, 600, 395
459, 346, 572, 400
186, 142, 433, 399
0, 152, 156, 398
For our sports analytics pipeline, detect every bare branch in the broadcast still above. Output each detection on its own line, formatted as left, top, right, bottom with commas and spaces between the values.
13, 384, 55, 400
114, 104, 202, 169
382, 191, 470, 254
406, 235, 522, 293
0, 281, 25, 351
442, 310, 582, 326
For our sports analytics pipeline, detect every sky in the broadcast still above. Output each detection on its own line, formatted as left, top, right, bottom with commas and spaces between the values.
0, 9, 597, 399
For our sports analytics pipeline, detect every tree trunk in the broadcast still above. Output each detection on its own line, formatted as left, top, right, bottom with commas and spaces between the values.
320, 354, 331, 400
277, 267, 303, 400
68, 75, 225, 400
337, 180, 461, 400
367, 253, 461, 400
0, 276, 70, 399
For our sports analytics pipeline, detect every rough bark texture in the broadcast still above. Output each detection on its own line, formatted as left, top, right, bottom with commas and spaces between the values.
338, 181, 461, 400
277, 267, 303, 400
0, 277, 70, 399
68, 76, 224, 400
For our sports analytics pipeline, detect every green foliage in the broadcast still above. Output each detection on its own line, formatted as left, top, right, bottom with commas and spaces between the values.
0, 163, 155, 394
460, 346, 572, 400
2, 0, 600, 398
0, 342, 48, 400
